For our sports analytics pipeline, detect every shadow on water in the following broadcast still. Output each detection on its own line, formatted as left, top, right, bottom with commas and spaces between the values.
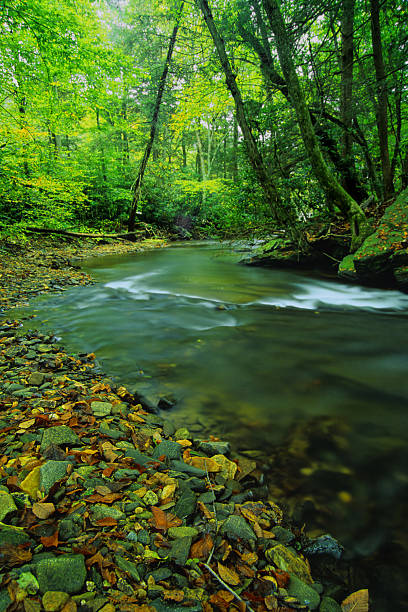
20, 242, 408, 610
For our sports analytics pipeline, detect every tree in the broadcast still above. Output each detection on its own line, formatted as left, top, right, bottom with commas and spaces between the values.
127, 1, 185, 232
262, 0, 368, 246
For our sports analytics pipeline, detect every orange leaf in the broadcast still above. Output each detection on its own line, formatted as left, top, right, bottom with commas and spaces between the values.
41, 529, 59, 548
32, 502, 55, 519
162, 589, 185, 602
197, 501, 213, 519
217, 562, 240, 586
209, 590, 234, 606
102, 466, 115, 477
150, 506, 168, 531
341, 589, 369, 612
95, 517, 118, 527
85, 492, 122, 504
190, 534, 214, 561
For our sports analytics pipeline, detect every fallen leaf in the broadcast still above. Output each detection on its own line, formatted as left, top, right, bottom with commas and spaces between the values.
341, 589, 369, 612
217, 562, 240, 586
209, 590, 234, 606
18, 419, 36, 430
32, 502, 55, 519
95, 517, 118, 527
190, 534, 214, 561
189, 456, 221, 472
162, 589, 184, 602
150, 506, 168, 531
84, 492, 122, 504
0, 545, 32, 568
41, 529, 59, 548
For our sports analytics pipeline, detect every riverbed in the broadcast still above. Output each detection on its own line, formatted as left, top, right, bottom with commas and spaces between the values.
23, 241, 408, 609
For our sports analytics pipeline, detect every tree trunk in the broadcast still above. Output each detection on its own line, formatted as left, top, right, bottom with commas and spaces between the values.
370, 0, 393, 199
128, 1, 184, 232
232, 116, 238, 182
262, 0, 368, 248
197, 0, 291, 226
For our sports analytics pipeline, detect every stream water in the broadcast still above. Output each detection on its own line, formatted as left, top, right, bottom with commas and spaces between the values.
25, 242, 408, 608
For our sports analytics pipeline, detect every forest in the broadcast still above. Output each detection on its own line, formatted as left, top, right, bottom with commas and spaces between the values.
1, 2, 408, 611
1, 0, 407, 255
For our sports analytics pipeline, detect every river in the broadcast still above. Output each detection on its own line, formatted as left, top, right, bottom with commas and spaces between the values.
25, 241, 408, 609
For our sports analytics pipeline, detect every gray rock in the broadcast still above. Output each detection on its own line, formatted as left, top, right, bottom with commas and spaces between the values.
220, 515, 256, 543
168, 526, 199, 539
40, 461, 71, 494
319, 596, 342, 611
150, 600, 201, 612
152, 440, 182, 460
29, 372, 45, 386
0, 590, 12, 612
272, 526, 295, 545
40, 426, 80, 452
36, 554, 87, 594
197, 440, 230, 456
169, 536, 192, 566
304, 534, 344, 560
198, 492, 216, 504
59, 518, 82, 541
174, 428, 190, 439
174, 487, 196, 519
16, 572, 39, 594
114, 555, 140, 581
287, 575, 320, 610
0, 491, 17, 521
162, 421, 176, 437
0, 523, 32, 546
91, 401, 112, 417
91, 504, 125, 522
99, 424, 124, 440
170, 460, 206, 476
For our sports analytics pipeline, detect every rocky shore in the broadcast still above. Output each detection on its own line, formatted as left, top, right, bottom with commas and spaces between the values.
0, 238, 367, 611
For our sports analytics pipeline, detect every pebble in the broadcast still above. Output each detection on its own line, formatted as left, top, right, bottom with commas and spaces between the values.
42, 591, 70, 612
36, 555, 87, 594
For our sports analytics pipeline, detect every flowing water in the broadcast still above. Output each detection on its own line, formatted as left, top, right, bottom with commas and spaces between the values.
25, 242, 408, 608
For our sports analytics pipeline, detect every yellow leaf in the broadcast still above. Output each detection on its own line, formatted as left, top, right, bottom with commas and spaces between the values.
189, 457, 221, 472
217, 562, 240, 586
341, 589, 369, 612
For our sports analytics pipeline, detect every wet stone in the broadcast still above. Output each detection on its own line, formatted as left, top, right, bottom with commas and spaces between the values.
42, 591, 70, 612
40, 461, 71, 494
168, 526, 199, 539
152, 440, 182, 460
91, 504, 125, 522
319, 596, 342, 611
0, 491, 18, 521
220, 515, 256, 543
28, 372, 46, 386
59, 518, 82, 541
197, 440, 231, 456
170, 460, 206, 476
174, 487, 196, 519
91, 401, 112, 417
40, 426, 80, 452
304, 534, 344, 560
36, 555, 87, 594
169, 536, 192, 566
0, 590, 12, 612
114, 555, 140, 582
287, 575, 321, 610
272, 526, 295, 545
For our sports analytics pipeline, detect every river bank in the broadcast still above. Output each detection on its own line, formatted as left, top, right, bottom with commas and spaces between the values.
1, 237, 367, 612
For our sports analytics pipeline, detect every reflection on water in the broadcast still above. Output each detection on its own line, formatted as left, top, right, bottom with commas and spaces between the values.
25, 242, 408, 610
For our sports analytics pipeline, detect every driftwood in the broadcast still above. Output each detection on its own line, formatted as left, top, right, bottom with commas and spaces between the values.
24, 226, 144, 242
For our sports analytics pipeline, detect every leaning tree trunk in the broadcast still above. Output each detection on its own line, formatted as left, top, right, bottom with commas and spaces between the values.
262, 0, 368, 249
127, 1, 184, 232
197, 0, 294, 227
370, 0, 393, 200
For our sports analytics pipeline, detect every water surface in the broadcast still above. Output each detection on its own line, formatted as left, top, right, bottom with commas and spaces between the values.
27, 242, 408, 609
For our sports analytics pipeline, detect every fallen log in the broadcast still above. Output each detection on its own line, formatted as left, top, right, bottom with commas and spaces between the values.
24, 226, 144, 242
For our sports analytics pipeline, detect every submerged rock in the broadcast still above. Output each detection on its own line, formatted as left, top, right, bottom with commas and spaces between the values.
36, 555, 87, 593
